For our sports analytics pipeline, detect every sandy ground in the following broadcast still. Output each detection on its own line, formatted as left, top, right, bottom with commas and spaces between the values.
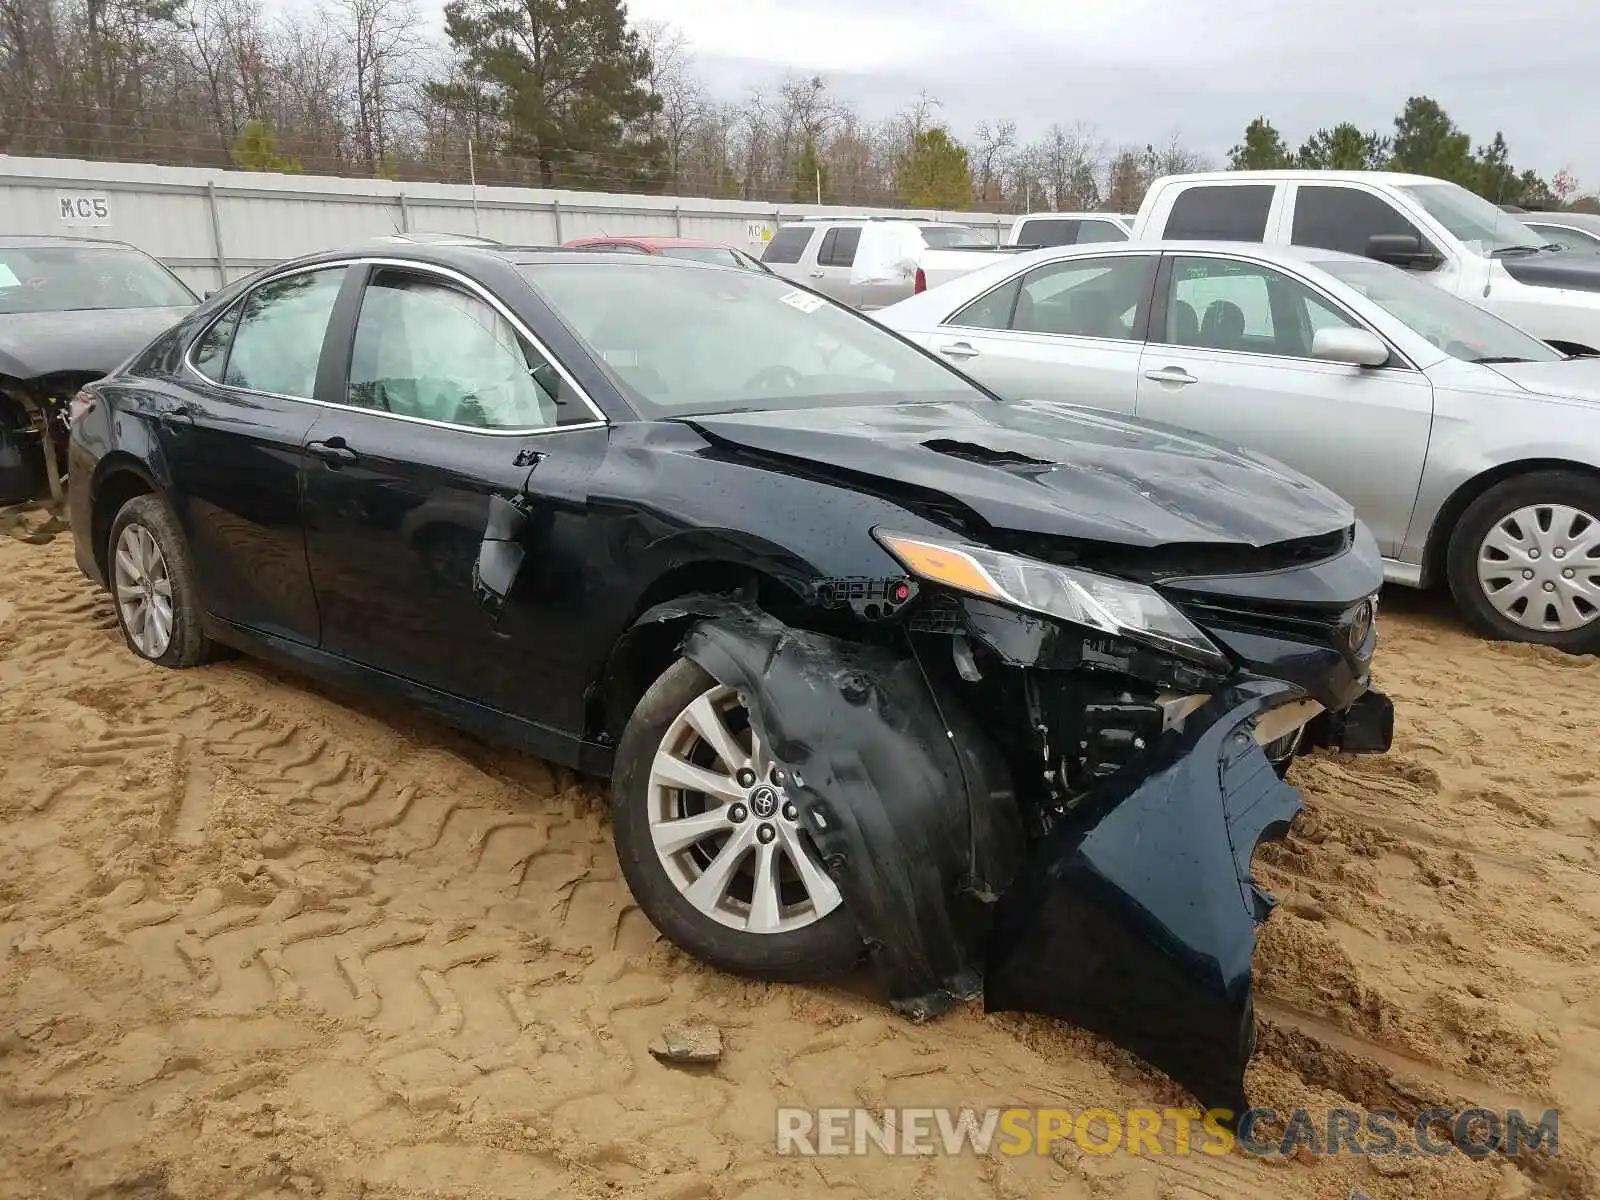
2, 508, 1598, 1200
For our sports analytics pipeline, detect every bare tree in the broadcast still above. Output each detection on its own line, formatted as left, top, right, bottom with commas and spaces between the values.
971, 118, 1016, 207
1032, 121, 1103, 210
638, 18, 702, 188
334, 0, 419, 173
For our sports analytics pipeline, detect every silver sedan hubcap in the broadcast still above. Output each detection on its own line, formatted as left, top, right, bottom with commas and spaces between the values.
1477, 503, 1600, 633
113, 523, 175, 658
648, 684, 842, 934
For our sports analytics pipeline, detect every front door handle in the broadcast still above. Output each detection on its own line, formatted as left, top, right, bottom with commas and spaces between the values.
1143, 366, 1198, 385
939, 341, 981, 360
808, 271, 825, 278
159, 405, 194, 428
307, 437, 358, 467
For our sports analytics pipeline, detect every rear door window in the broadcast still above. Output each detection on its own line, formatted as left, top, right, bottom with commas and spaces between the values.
762, 226, 815, 264
220, 267, 347, 399
1161, 185, 1274, 241
1007, 255, 1155, 340
1290, 185, 1425, 256
817, 227, 862, 267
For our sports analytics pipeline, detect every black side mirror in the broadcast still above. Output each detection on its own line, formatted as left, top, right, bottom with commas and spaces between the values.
1365, 234, 1442, 271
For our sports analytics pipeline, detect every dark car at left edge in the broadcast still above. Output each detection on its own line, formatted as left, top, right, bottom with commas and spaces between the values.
65, 243, 1395, 1118
1, 234, 197, 503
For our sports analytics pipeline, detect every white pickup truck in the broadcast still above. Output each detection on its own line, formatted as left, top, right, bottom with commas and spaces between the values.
1131, 170, 1600, 355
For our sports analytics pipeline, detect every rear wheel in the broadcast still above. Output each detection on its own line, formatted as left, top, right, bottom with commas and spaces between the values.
1446, 470, 1600, 653
610, 658, 861, 980
107, 494, 217, 668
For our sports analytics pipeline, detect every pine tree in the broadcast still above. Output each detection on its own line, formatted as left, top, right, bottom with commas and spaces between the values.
895, 128, 972, 210
436, 0, 664, 188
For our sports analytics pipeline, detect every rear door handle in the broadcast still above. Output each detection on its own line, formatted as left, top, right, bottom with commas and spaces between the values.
159, 405, 194, 428
938, 341, 981, 360
307, 437, 358, 467
1143, 367, 1198, 385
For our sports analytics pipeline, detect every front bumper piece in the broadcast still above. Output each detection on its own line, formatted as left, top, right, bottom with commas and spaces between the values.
986, 683, 1328, 1119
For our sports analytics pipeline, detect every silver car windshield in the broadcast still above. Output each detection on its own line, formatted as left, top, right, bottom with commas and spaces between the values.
1397, 183, 1548, 256
520, 261, 988, 417
1317, 257, 1564, 364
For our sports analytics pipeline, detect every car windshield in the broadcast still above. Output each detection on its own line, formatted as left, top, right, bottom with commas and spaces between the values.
657, 246, 746, 268
1398, 183, 1549, 256
1317, 257, 1564, 364
521, 261, 988, 417
0, 244, 195, 314
921, 225, 994, 249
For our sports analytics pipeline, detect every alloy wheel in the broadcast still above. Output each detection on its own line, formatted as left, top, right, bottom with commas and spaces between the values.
1476, 503, 1600, 633
647, 684, 842, 935
113, 522, 176, 658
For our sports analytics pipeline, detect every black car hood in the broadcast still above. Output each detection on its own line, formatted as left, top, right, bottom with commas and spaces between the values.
0, 306, 192, 380
1499, 251, 1600, 294
683, 399, 1353, 548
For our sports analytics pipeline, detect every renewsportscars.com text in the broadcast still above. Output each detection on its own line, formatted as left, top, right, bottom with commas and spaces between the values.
775, 1105, 1559, 1160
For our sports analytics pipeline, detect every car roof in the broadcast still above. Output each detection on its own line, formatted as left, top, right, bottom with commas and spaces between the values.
253, 242, 753, 276
1013, 212, 1128, 222
782, 216, 965, 227
981, 239, 1371, 269
566, 235, 736, 250
1523, 211, 1600, 233
1150, 169, 1449, 189
0, 233, 142, 251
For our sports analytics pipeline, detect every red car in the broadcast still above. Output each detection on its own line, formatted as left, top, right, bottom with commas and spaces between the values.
562, 235, 772, 272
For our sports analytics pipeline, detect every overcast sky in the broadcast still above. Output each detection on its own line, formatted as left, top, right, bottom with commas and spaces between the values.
622, 0, 1597, 182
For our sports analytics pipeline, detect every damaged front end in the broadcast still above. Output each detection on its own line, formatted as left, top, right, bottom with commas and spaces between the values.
983, 682, 1303, 1119
631, 521, 1392, 1117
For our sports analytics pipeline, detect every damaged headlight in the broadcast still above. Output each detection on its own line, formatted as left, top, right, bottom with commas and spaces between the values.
874, 529, 1228, 669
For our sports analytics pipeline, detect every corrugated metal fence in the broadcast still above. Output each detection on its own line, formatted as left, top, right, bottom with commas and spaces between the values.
0, 155, 1011, 290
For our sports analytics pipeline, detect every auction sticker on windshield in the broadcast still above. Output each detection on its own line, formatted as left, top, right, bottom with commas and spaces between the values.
780, 290, 827, 314
0, 265, 18, 288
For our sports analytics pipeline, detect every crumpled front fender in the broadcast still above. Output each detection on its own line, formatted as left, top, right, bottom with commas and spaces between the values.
667, 600, 1026, 1018
984, 680, 1304, 1120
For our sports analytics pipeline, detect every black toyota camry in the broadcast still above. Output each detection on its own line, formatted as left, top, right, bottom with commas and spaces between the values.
67, 243, 1393, 1117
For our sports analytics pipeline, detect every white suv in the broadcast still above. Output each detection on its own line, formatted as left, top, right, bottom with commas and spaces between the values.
759, 218, 996, 309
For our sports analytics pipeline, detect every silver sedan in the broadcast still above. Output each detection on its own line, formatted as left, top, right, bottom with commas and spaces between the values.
875, 241, 1600, 652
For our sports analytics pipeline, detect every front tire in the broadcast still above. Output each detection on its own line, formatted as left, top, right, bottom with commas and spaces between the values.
1446, 470, 1600, 653
610, 657, 862, 981
107, 494, 216, 668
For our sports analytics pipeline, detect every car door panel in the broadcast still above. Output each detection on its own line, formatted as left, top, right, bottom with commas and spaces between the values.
298, 264, 607, 730
1136, 254, 1433, 555
929, 329, 1143, 414
155, 264, 353, 644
